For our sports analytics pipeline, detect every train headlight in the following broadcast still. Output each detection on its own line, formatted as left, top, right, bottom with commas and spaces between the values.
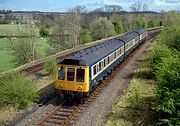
59, 84, 63, 88
77, 87, 82, 92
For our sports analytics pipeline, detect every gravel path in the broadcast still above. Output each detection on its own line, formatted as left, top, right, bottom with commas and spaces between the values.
74, 40, 153, 126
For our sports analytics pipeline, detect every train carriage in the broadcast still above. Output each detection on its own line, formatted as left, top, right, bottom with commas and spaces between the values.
55, 29, 147, 98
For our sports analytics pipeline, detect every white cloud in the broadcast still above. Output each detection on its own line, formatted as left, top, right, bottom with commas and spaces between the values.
154, 0, 180, 6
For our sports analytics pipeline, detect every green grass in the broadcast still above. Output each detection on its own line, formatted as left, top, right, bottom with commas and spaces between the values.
38, 38, 51, 57
0, 24, 39, 36
106, 78, 157, 126
0, 38, 51, 73
105, 53, 157, 126
0, 38, 15, 72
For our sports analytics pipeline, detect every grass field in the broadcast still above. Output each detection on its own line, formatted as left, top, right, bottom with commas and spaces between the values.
0, 24, 51, 73
0, 24, 39, 36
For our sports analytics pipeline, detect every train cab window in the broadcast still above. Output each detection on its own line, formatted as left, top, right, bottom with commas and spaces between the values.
93, 65, 97, 75
67, 68, 75, 81
58, 66, 65, 80
76, 69, 85, 82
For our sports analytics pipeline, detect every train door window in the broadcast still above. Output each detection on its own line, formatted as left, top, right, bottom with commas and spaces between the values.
93, 65, 97, 75
76, 69, 85, 82
99, 62, 102, 71
67, 68, 75, 81
58, 66, 65, 80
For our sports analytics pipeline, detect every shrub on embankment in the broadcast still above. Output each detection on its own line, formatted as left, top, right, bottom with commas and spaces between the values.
150, 27, 180, 125
0, 72, 38, 109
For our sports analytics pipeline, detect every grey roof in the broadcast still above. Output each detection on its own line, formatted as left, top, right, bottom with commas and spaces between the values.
60, 29, 147, 66
135, 29, 147, 34
117, 31, 138, 43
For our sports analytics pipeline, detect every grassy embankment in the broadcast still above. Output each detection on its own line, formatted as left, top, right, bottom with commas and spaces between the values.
106, 26, 180, 126
106, 47, 157, 126
0, 24, 51, 72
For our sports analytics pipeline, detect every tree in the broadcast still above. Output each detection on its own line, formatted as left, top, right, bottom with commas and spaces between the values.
129, 1, 142, 12
49, 6, 84, 52
80, 26, 92, 44
104, 5, 122, 12
90, 18, 116, 40
112, 20, 124, 34
131, 17, 147, 29
129, 1, 148, 15
7, 25, 39, 65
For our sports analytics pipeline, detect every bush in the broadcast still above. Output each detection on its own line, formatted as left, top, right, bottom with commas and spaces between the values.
158, 27, 180, 51
80, 27, 92, 44
0, 73, 38, 109
112, 20, 124, 34
150, 42, 172, 73
155, 55, 180, 90
129, 86, 142, 109
90, 18, 116, 40
154, 88, 180, 126
39, 27, 49, 37
44, 58, 56, 77
150, 26, 180, 126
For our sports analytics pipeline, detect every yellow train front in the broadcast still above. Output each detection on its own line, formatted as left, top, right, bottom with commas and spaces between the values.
55, 58, 90, 99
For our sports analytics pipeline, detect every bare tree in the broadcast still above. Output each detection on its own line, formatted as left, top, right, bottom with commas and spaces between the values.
104, 5, 122, 13
49, 6, 84, 52
130, 1, 148, 12
143, 3, 148, 12
129, 1, 142, 12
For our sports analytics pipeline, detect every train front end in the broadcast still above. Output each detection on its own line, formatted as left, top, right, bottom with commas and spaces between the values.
55, 61, 90, 97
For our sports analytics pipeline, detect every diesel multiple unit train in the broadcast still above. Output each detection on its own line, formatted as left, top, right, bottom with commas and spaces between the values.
55, 29, 148, 99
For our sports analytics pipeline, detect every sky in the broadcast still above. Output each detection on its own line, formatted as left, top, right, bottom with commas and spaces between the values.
0, 0, 180, 12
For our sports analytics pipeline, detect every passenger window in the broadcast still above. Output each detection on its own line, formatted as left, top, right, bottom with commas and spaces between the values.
58, 66, 65, 80
99, 62, 102, 71
67, 68, 75, 81
114, 52, 116, 59
108, 56, 110, 64
76, 69, 85, 82
104, 59, 106, 67
93, 65, 97, 75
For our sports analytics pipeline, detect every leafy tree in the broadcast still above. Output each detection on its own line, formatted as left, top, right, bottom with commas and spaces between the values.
131, 17, 147, 29
7, 25, 39, 65
148, 20, 156, 28
90, 18, 116, 40
80, 27, 92, 44
112, 20, 124, 34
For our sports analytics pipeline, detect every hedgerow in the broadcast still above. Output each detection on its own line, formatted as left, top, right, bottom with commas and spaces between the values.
150, 27, 180, 125
0, 73, 38, 109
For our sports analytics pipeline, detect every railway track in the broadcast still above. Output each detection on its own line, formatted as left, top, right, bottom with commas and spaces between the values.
0, 27, 163, 76
33, 29, 161, 126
